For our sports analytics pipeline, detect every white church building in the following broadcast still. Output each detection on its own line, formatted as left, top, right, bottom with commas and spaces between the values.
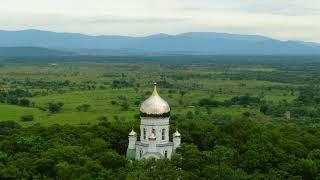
126, 83, 181, 160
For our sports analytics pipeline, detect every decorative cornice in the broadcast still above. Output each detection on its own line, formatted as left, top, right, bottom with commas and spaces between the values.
140, 111, 170, 118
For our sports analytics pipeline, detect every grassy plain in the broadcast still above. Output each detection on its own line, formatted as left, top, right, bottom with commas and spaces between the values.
0, 56, 317, 126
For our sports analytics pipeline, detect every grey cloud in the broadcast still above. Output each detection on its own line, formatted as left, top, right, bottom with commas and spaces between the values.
0, 0, 319, 42
241, 3, 320, 16
177, 0, 320, 16
88, 17, 187, 24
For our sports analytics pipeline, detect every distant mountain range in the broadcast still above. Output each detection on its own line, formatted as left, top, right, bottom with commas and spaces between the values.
0, 29, 319, 56
0, 47, 73, 57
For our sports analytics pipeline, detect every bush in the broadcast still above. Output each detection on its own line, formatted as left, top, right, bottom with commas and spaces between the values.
198, 98, 222, 107
111, 80, 131, 88
48, 102, 64, 113
38, 106, 47, 111
120, 101, 129, 111
242, 111, 251, 117
186, 111, 194, 119
76, 104, 91, 112
19, 98, 31, 107
97, 116, 108, 121
260, 104, 269, 115
20, 115, 34, 122
111, 101, 117, 105
227, 95, 260, 106
0, 120, 21, 134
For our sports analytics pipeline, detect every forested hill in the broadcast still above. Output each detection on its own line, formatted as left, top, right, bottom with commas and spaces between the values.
0, 29, 320, 55
0, 47, 72, 56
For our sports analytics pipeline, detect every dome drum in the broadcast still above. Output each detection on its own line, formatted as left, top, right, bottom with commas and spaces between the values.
140, 111, 170, 118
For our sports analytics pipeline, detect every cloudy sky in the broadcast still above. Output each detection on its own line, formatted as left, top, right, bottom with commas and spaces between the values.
1, 0, 320, 42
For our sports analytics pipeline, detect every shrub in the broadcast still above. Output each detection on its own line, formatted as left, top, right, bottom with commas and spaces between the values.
242, 112, 251, 117
111, 101, 117, 106
20, 115, 34, 122
260, 104, 269, 115
48, 102, 64, 113
76, 104, 91, 112
198, 98, 222, 107
19, 98, 31, 107
97, 116, 108, 121
120, 101, 129, 111
111, 80, 131, 88
0, 120, 21, 134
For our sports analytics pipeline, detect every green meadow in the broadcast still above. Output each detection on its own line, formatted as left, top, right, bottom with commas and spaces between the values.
0, 56, 315, 126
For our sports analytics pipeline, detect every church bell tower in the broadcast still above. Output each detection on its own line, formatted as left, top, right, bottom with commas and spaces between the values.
127, 82, 181, 160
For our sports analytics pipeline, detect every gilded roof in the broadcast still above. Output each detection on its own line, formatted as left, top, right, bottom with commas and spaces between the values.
129, 129, 137, 136
173, 129, 181, 137
140, 83, 170, 116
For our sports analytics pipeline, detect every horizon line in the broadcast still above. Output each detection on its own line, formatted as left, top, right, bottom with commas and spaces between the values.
1, 28, 318, 44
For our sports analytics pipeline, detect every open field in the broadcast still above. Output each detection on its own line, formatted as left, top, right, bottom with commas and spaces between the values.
0, 56, 317, 126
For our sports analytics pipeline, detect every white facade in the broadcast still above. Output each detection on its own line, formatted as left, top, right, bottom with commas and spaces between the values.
126, 83, 181, 160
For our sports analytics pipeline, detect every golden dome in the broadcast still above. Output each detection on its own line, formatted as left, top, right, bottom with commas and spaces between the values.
173, 129, 181, 137
129, 129, 137, 136
140, 82, 170, 117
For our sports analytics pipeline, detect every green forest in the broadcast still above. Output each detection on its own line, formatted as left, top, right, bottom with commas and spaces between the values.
0, 55, 320, 179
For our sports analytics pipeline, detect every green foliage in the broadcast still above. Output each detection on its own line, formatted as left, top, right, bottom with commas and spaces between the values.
20, 115, 34, 122
111, 80, 132, 89
48, 102, 64, 113
76, 104, 91, 112
97, 116, 108, 122
198, 98, 222, 107
18, 98, 31, 107
0, 118, 319, 178
0, 120, 20, 134
260, 104, 269, 114
227, 94, 261, 106
120, 101, 129, 111
0, 89, 32, 106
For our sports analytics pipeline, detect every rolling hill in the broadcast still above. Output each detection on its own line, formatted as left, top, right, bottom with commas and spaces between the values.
0, 29, 319, 55
0, 47, 73, 56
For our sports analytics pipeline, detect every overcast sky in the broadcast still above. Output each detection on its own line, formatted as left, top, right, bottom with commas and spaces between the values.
1, 0, 320, 42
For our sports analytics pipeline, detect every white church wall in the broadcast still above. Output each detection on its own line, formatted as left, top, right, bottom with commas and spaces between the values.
135, 143, 174, 160
140, 117, 170, 144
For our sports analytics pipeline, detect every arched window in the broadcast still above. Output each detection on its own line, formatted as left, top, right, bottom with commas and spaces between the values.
140, 150, 143, 158
164, 150, 168, 158
162, 129, 165, 140
152, 128, 156, 138
143, 128, 146, 139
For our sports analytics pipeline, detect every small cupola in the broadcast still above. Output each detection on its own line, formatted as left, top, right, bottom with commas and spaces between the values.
173, 129, 181, 137
129, 129, 137, 136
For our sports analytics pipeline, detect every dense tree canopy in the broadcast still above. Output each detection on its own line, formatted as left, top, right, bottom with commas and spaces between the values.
0, 118, 319, 179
